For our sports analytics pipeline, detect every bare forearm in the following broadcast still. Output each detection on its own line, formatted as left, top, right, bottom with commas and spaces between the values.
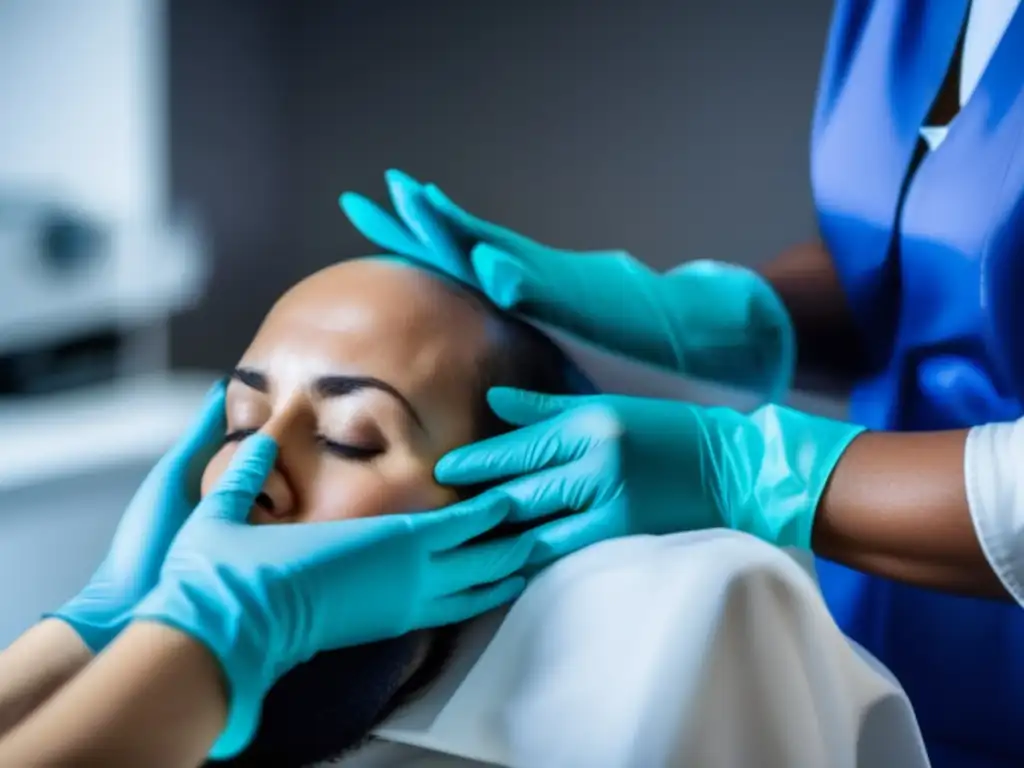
759, 239, 870, 384
812, 430, 1007, 598
0, 620, 92, 738
0, 622, 226, 767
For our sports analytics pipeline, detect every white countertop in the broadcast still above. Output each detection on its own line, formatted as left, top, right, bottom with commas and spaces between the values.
0, 372, 219, 490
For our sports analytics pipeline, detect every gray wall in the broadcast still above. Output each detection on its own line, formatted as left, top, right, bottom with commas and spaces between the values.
169, 0, 832, 383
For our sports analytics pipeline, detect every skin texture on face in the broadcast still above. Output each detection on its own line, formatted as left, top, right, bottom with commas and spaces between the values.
200, 257, 498, 524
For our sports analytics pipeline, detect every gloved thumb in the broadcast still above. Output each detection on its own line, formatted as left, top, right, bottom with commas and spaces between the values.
203, 434, 278, 522
486, 387, 581, 427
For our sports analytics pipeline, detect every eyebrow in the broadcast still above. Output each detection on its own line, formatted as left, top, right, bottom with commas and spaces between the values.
230, 367, 425, 429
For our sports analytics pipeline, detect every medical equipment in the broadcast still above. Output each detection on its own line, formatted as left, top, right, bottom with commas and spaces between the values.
48, 381, 227, 653
343, 171, 794, 404
132, 435, 533, 759
368, 531, 929, 768
0, 195, 206, 394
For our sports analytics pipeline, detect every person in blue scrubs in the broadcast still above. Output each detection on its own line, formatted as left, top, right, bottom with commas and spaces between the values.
344, 2, 1024, 765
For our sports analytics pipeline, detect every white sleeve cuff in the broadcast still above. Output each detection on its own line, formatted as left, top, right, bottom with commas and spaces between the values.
965, 418, 1024, 606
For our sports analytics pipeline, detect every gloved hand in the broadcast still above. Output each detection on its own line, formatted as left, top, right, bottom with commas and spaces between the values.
342, 170, 795, 403
50, 380, 227, 652
339, 169, 480, 287
435, 387, 864, 566
131, 434, 532, 759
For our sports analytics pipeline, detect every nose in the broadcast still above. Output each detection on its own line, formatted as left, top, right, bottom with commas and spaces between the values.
249, 401, 311, 522
252, 468, 294, 521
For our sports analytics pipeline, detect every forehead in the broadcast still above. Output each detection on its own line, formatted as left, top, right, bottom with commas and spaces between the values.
242, 258, 491, 403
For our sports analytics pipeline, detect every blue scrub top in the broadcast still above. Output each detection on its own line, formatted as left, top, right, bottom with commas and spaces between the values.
811, 1, 1024, 765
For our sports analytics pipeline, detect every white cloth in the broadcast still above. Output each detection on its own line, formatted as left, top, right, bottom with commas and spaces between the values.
332, 741, 494, 767
332, 531, 928, 767
966, 416, 1024, 605
919, 0, 1020, 150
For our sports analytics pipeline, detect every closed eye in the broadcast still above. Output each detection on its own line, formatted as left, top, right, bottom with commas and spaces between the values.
224, 428, 258, 443
318, 437, 382, 461
226, 429, 380, 461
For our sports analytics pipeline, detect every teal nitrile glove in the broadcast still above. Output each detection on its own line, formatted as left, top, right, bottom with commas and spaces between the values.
435, 388, 865, 566
384, 173, 794, 402
339, 169, 478, 287
132, 434, 532, 759
49, 380, 227, 652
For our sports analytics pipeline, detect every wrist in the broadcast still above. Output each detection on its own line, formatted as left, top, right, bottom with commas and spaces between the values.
813, 428, 1007, 597
131, 579, 277, 759
47, 593, 132, 655
714, 405, 863, 548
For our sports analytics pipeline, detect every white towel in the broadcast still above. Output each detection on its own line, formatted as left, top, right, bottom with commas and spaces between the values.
366, 530, 928, 768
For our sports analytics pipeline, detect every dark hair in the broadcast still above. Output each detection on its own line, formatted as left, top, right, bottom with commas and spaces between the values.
206, 284, 592, 768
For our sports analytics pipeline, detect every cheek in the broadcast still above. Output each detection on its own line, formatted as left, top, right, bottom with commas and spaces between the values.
308, 466, 458, 522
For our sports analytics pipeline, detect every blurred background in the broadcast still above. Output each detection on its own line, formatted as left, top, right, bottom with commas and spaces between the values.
0, 0, 839, 645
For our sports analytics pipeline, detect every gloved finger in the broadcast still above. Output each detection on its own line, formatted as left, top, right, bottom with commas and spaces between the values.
430, 532, 535, 598
485, 387, 589, 427
386, 169, 455, 253
137, 380, 227, 506
473, 244, 637, 320
479, 245, 677, 360
434, 421, 571, 486
435, 402, 620, 485
423, 183, 544, 255
203, 433, 279, 521
159, 380, 227, 467
469, 243, 543, 310
385, 170, 477, 287
416, 494, 514, 551
338, 191, 431, 260
420, 575, 527, 628
481, 454, 609, 524
524, 507, 624, 568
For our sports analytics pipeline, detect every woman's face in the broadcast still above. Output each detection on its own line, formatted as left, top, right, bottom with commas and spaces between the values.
200, 258, 494, 524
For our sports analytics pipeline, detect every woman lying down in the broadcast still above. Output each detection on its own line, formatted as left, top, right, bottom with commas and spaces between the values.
201, 255, 582, 767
